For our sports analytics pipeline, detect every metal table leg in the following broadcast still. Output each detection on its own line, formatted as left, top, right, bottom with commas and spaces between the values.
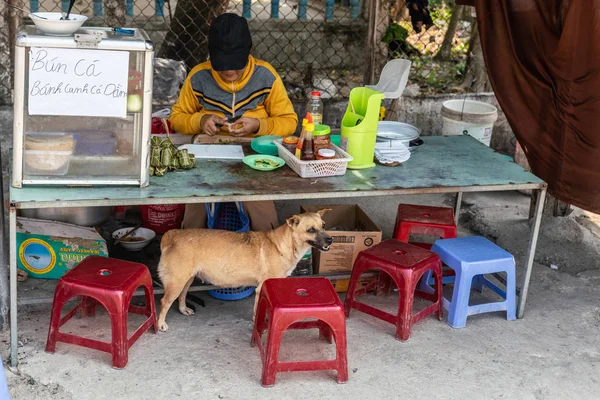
517, 188, 547, 319
9, 207, 18, 367
454, 191, 463, 223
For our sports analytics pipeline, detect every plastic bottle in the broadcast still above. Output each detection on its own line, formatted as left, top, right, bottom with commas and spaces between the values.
301, 123, 315, 160
296, 113, 310, 159
307, 91, 324, 125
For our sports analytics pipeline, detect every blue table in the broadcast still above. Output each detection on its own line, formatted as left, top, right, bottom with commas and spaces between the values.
7, 135, 547, 367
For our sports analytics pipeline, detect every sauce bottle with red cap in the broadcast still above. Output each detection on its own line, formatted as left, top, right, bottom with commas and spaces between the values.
306, 90, 323, 125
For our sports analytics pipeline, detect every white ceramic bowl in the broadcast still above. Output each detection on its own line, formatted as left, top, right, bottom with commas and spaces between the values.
113, 227, 156, 252
29, 13, 88, 36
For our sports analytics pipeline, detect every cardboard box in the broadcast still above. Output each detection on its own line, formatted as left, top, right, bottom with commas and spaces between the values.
300, 205, 382, 274
17, 217, 108, 279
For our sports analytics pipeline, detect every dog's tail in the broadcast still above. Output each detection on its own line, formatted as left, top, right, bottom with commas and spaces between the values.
157, 230, 178, 285
160, 230, 177, 253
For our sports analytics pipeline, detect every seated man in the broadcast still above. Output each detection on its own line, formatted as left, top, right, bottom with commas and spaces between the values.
169, 13, 298, 231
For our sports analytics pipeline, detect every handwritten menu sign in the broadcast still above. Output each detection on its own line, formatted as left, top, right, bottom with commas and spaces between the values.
28, 47, 129, 118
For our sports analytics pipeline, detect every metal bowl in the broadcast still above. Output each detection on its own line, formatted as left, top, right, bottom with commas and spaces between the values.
376, 121, 420, 148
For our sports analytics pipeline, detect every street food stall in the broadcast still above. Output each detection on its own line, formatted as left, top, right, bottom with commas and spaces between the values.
5, 24, 547, 371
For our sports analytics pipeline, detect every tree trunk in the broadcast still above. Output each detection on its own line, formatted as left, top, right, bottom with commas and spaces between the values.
460, 21, 492, 92
434, 5, 464, 61
0, 1, 14, 105
392, 0, 408, 22
104, 0, 127, 28
158, 0, 229, 70
365, 0, 391, 85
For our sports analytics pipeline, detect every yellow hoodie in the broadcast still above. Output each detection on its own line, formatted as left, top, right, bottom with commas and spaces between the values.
169, 56, 298, 136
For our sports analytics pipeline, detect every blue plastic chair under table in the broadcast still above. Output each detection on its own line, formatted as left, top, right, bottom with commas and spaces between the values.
419, 236, 517, 328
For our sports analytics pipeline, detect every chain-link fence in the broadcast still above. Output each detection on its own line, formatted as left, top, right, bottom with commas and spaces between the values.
0, 0, 475, 105
387, 1, 475, 95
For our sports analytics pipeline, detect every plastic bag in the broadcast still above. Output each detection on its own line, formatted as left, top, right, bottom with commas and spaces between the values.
153, 58, 187, 103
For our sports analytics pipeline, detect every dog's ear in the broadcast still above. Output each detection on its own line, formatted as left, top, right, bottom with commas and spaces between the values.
316, 208, 332, 217
286, 215, 301, 228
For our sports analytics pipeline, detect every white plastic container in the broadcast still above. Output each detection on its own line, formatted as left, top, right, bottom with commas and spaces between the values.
441, 99, 498, 146
24, 149, 72, 175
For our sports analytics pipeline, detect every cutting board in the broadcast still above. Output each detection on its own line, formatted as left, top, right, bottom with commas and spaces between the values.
178, 144, 245, 160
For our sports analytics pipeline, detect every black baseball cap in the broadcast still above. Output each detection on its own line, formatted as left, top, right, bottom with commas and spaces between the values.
208, 14, 252, 72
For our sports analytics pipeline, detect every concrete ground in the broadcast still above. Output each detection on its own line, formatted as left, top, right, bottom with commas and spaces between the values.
3, 191, 600, 399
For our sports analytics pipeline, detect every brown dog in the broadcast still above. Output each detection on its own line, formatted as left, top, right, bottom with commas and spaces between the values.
156, 209, 332, 332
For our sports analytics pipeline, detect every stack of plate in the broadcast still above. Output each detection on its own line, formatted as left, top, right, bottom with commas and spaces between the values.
374, 121, 421, 165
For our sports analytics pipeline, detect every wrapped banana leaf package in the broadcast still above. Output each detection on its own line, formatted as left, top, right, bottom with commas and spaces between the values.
149, 135, 195, 176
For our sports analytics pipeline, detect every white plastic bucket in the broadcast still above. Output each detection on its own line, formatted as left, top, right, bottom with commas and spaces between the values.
441, 99, 498, 146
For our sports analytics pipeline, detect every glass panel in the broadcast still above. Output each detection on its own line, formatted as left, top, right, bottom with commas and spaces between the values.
22, 49, 145, 182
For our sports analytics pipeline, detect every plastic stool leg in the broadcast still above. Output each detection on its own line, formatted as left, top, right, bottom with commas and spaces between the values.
505, 266, 517, 321
261, 324, 283, 387
344, 264, 365, 317
318, 320, 334, 344
81, 296, 97, 317
472, 274, 486, 293
110, 311, 129, 369
46, 298, 68, 353
418, 270, 435, 294
395, 279, 415, 341
446, 270, 472, 329
143, 282, 158, 333
377, 272, 394, 296
333, 326, 348, 383
434, 267, 443, 321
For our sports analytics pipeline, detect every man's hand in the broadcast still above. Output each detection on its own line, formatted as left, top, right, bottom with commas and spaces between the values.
200, 114, 227, 136
228, 117, 260, 137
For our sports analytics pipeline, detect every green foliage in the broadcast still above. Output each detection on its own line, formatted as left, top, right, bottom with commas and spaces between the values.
430, 7, 452, 25
382, 23, 409, 44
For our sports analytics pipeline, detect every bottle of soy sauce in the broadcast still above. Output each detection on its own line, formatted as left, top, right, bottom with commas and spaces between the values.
301, 123, 315, 160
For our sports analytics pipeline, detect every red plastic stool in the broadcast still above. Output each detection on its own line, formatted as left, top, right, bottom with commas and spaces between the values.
46, 256, 158, 369
345, 240, 443, 341
394, 203, 457, 246
251, 277, 348, 387
379, 204, 457, 294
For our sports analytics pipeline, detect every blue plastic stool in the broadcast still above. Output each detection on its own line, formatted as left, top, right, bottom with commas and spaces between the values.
420, 236, 517, 328
0, 355, 9, 400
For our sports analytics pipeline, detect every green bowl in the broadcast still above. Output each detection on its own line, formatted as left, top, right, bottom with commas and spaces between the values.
331, 134, 341, 147
251, 135, 279, 156
243, 154, 286, 171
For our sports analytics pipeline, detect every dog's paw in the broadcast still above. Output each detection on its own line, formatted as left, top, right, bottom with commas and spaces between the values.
179, 307, 195, 316
158, 321, 169, 332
